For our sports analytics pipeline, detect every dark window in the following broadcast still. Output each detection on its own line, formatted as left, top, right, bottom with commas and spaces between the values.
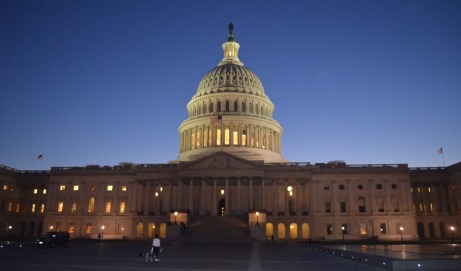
377, 184, 382, 189
234, 101, 238, 112
324, 186, 330, 190
358, 185, 363, 190
358, 197, 366, 212
225, 101, 230, 111
340, 202, 346, 213
339, 184, 345, 190
392, 184, 397, 189
325, 202, 331, 213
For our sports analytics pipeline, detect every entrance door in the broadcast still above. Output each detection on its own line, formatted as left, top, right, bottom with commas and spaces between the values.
218, 199, 225, 216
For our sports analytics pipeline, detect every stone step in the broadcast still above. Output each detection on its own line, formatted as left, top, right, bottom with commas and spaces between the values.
183, 215, 250, 243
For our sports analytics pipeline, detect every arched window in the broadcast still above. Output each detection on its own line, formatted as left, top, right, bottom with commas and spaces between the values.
234, 101, 238, 112
217, 101, 222, 112
241, 130, 247, 146
209, 102, 214, 113
225, 101, 230, 111
224, 128, 230, 145
216, 128, 221, 146
242, 102, 246, 112
88, 197, 95, 213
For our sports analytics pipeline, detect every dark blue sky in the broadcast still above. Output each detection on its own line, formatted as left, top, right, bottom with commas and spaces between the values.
1, 0, 460, 170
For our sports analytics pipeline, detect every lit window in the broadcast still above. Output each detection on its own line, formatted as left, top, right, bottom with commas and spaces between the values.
57, 202, 64, 212
428, 187, 431, 193
119, 201, 126, 213
71, 202, 77, 213
233, 131, 238, 145
121, 185, 127, 192
2, 185, 7, 191
73, 185, 79, 191
216, 128, 221, 146
40, 204, 45, 213
34, 189, 38, 194
15, 203, 20, 212
88, 197, 95, 213
43, 189, 47, 194
31, 203, 36, 213
224, 128, 230, 145
69, 224, 75, 233
60, 185, 66, 191
86, 223, 93, 234
8, 202, 13, 212
105, 201, 111, 213
107, 185, 113, 191
241, 130, 247, 146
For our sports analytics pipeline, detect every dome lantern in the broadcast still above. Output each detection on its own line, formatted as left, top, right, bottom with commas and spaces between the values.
218, 22, 243, 66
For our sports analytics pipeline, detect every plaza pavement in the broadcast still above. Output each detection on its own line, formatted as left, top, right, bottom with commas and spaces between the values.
2, 239, 461, 270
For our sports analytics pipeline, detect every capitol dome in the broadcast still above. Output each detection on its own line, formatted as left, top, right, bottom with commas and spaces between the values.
194, 64, 267, 98
177, 23, 286, 163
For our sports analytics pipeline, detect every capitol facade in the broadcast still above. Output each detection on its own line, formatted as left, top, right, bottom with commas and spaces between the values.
1, 25, 460, 242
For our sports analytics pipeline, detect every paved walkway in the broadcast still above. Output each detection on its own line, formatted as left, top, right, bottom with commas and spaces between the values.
311, 243, 461, 270
2, 240, 461, 270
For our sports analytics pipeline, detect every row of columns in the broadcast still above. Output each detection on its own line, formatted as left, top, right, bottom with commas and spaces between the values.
180, 123, 281, 154
142, 178, 310, 216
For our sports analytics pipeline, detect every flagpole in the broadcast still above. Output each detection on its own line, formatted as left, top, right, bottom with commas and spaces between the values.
439, 147, 446, 167
220, 119, 223, 152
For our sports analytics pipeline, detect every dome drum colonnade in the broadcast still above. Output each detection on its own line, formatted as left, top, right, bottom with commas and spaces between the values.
177, 23, 285, 163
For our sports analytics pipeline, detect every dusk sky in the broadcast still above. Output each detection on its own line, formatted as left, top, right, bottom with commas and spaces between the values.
1, 0, 460, 170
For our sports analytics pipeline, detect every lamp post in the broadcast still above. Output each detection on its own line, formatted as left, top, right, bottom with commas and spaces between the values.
255, 212, 259, 225
450, 226, 455, 242
101, 225, 105, 238
174, 211, 178, 225
8, 225, 12, 239
400, 226, 404, 243
287, 186, 293, 197
342, 226, 345, 240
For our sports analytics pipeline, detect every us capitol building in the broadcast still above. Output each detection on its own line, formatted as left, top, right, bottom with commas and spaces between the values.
1, 24, 460, 242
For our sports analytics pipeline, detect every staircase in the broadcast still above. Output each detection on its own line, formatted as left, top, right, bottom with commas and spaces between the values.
183, 215, 250, 243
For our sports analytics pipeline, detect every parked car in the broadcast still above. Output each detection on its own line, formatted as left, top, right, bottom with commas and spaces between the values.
36, 231, 71, 247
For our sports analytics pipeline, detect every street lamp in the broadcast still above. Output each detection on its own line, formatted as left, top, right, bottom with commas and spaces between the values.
287, 186, 293, 197
174, 211, 178, 225
341, 226, 345, 240
101, 225, 105, 238
400, 226, 404, 242
255, 212, 259, 225
450, 226, 455, 242
220, 188, 225, 196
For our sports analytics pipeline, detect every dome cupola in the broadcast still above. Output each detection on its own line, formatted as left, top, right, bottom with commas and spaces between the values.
177, 23, 286, 163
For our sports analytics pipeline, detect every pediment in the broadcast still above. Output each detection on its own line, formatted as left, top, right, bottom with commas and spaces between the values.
179, 152, 262, 171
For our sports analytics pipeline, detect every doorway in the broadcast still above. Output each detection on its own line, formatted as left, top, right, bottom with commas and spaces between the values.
218, 199, 225, 216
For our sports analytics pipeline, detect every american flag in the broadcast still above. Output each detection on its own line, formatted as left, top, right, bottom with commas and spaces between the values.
210, 115, 222, 124
438, 148, 443, 154
35, 154, 43, 160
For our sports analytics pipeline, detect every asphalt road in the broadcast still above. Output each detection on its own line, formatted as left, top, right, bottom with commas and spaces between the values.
0, 239, 385, 271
